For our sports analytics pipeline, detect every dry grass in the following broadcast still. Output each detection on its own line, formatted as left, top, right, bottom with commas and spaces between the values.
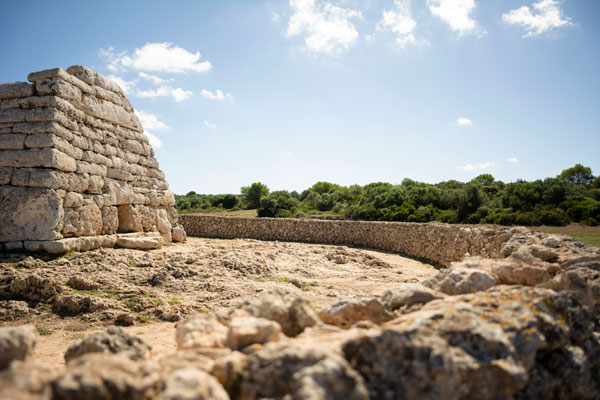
533, 224, 600, 248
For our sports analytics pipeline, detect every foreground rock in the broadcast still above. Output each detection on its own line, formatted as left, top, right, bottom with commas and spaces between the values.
0, 324, 37, 369
64, 326, 151, 362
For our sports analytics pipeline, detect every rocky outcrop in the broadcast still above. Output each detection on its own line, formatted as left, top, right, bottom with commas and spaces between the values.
64, 327, 151, 362
0, 66, 185, 253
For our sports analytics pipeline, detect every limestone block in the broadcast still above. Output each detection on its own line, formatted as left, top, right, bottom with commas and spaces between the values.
0, 134, 26, 150
0, 109, 27, 123
137, 206, 157, 232
33, 78, 82, 104
117, 204, 142, 233
67, 65, 126, 99
102, 179, 133, 205
0, 187, 64, 241
0, 82, 34, 99
104, 144, 117, 157
0, 167, 12, 185
64, 192, 84, 208
146, 190, 175, 207
70, 135, 90, 150
84, 194, 105, 209
156, 209, 172, 234
116, 234, 163, 250
0, 98, 20, 110
66, 173, 89, 192
82, 150, 112, 167
25, 107, 77, 130
101, 206, 118, 234
107, 168, 133, 181
24, 133, 83, 160
0, 127, 12, 133
13, 121, 74, 141
81, 94, 143, 132
0, 148, 76, 172
122, 150, 141, 164
172, 224, 186, 243
11, 169, 31, 186
79, 125, 104, 141
28, 67, 95, 95
139, 156, 159, 169
76, 161, 107, 177
87, 175, 104, 194
167, 207, 179, 225
18, 95, 58, 109
25, 168, 68, 189
62, 202, 103, 237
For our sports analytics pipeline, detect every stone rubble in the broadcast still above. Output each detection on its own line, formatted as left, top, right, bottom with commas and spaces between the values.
0, 66, 186, 253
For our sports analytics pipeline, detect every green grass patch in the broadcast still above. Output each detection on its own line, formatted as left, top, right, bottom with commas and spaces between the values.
136, 315, 149, 323
534, 225, 600, 248
169, 297, 183, 305
36, 327, 52, 336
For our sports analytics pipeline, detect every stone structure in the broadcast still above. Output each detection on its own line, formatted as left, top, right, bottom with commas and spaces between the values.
180, 215, 517, 266
0, 66, 185, 253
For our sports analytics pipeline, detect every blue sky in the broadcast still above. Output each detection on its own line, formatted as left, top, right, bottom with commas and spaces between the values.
1, 0, 598, 194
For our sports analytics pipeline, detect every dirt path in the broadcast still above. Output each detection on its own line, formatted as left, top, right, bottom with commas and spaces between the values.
1, 237, 438, 369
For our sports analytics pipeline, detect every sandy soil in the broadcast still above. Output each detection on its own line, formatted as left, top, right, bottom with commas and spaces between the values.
1, 237, 438, 369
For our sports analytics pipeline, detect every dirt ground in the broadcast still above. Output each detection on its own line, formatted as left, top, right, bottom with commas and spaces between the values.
0, 237, 438, 370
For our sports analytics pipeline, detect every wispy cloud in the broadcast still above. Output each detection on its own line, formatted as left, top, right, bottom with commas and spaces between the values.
135, 110, 170, 130
204, 121, 218, 129
507, 157, 519, 163
375, 0, 418, 47
427, 0, 479, 35
456, 117, 473, 127
136, 86, 193, 102
107, 75, 135, 94
502, 0, 573, 38
201, 89, 233, 101
457, 161, 494, 171
101, 42, 212, 73
286, 0, 362, 54
138, 72, 173, 85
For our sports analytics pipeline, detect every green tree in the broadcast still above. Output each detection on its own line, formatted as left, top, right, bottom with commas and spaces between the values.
241, 182, 269, 209
471, 174, 495, 186
559, 164, 595, 186
593, 176, 600, 189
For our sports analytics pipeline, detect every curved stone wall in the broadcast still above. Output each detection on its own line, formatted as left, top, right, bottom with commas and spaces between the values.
179, 215, 521, 266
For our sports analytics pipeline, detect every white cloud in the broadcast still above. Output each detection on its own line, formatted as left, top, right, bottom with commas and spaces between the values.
286, 0, 362, 54
271, 12, 281, 22
204, 121, 218, 129
502, 0, 573, 38
427, 0, 478, 34
107, 75, 135, 94
136, 86, 192, 102
201, 89, 233, 101
376, 0, 417, 47
507, 157, 519, 163
143, 130, 163, 149
457, 161, 494, 171
283, 150, 293, 156
135, 110, 170, 130
138, 72, 172, 85
101, 42, 212, 73
456, 117, 473, 127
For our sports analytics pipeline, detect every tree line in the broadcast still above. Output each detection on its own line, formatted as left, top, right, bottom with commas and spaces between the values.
175, 164, 600, 226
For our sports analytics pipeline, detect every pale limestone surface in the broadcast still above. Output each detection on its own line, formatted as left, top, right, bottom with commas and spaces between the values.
0, 66, 185, 252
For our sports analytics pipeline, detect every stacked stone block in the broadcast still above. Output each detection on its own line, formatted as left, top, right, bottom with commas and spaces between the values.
0, 66, 185, 253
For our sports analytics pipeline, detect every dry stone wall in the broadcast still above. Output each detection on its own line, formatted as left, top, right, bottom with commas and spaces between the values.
179, 216, 518, 266
0, 66, 185, 253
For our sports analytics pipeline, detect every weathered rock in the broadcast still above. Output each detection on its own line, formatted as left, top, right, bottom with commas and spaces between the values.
240, 345, 369, 400
62, 202, 103, 237
176, 313, 229, 349
0, 300, 30, 321
0, 360, 58, 400
116, 235, 163, 250
0, 273, 63, 302
222, 289, 319, 337
66, 275, 100, 291
64, 327, 151, 362
437, 266, 497, 295
381, 283, 446, 311
159, 368, 230, 400
53, 353, 162, 399
319, 297, 394, 328
0, 325, 37, 369
225, 316, 282, 350
53, 294, 108, 315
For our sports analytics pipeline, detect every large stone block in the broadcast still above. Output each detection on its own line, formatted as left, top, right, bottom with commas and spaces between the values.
0, 82, 34, 100
0, 148, 76, 171
0, 134, 26, 150
0, 187, 63, 241
13, 121, 74, 141
117, 204, 142, 233
62, 202, 103, 237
